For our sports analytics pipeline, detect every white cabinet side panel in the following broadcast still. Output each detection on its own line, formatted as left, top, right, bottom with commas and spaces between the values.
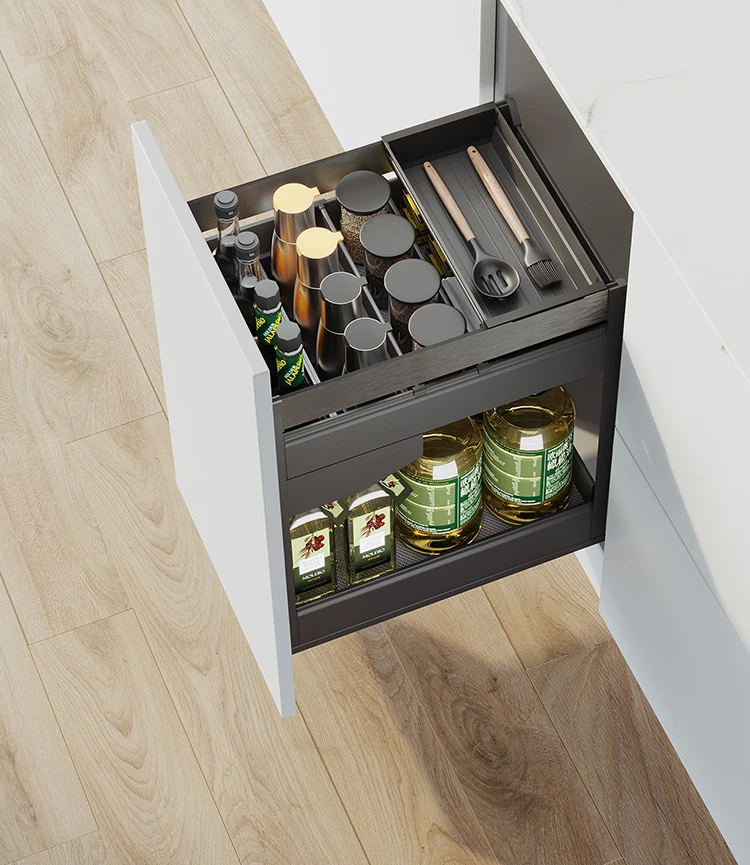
132, 122, 295, 717
601, 433, 750, 865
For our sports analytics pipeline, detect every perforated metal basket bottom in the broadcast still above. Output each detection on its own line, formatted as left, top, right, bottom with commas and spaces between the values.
311, 482, 585, 599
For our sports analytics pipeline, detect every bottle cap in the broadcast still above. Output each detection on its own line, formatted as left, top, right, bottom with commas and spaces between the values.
344, 318, 390, 371
254, 279, 281, 311
238, 275, 258, 301
214, 189, 239, 220
275, 320, 302, 354
296, 227, 343, 286
219, 235, 236, 255
335, 170, 390, 216
360, 213, 415, 260
235, 231, 260, 261
273, 183, 320, 242
408, 303, 466, 349
384, 258, 441, 305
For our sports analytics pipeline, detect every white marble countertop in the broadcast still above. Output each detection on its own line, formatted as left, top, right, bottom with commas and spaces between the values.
502, 0, 750, 382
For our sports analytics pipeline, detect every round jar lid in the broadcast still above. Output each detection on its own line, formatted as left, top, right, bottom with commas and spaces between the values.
344, 318, 389, 351
275, 320, 302, 353
359, 214, 415, 259
214, 189, 239, 219
320, 272, 365, 304
408, 304, 467, 348
335, 170, 391, 216
272, 182, 320, 214
384, 258, 441, 305
296, 227, 343, 260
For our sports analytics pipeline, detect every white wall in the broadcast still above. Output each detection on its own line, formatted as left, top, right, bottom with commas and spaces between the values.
261, 0, 484, 147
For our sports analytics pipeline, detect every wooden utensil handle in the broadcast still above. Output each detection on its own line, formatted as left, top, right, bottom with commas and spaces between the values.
423, 161, 475, 243
467, 146, 529, 244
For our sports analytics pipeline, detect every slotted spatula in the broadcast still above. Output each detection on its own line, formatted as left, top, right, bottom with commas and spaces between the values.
467, 146, 561, 289
423, 161, 519, 299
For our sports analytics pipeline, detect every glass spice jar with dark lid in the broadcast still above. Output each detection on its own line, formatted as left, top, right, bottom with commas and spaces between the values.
335, 170, 391, 265
384, 258, 441, 349
408, 303, 467, 351
359, 214, 415, 310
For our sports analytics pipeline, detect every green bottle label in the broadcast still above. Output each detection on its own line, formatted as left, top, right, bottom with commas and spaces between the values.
291, 527, 333, 593
320, 500, 348, 527
379, 474, 413, 505
255, 305, 282, 346
396, 457, 482, 534
351, 510, 392, 572
482, 426, 573, 504
276, 347, 305, 389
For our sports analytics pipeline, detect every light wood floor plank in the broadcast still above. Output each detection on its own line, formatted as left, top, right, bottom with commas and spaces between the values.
11, 833, 108, 865
295, 624, 500, 865
99, 251, 165, 410
0, 578, 96, 865
176, 0, 341, 173
384, 589, 620, 865
484, 554, 609, 669
0, 300, 129, 643
68, 413, 368, 865
0, 0, 142, 261
529, 639, 737, 865
0, 61, 160, 442
79, 0, 210, 101
128, 77, 264, 201
31, 611, 241, 865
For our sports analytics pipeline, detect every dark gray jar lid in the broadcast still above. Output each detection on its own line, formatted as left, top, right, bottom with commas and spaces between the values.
238, 275, 258, 301
236, 231, 260, 260
320, 272, 366, 304
408, 304, 466, 348
254, 279, 280, 311
214, 189, 239, 219
335, 170, 391, 216
359, 214, 415, 259
384, 258, 441, 304
275, 320, 302, 353
344, 318, 389, 351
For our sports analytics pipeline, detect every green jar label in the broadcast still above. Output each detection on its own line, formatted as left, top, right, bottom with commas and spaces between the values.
291, 528, 333, 593
351, 510, 392, 572
483, 426, 573, 504
255, 305, 282, 346
276, 348, 305, 389
397, 457, 482, 534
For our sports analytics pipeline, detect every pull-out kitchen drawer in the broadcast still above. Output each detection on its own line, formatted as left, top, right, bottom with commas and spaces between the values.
133, 101, 625, 717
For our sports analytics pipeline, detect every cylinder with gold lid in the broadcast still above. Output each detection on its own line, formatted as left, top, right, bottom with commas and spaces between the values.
271, 182, 320, 314
294, 227, 343, 358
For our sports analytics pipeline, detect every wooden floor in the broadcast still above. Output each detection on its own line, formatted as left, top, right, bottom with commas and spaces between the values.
0, 2, 736, 864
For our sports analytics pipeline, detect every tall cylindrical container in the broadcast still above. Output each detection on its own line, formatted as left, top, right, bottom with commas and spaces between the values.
271, 183, 319, 315
294, 227, 342, 359
317, 272, 365, 380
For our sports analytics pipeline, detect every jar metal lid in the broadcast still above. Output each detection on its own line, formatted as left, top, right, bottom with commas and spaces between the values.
344, 318, 389, 351
335, 170, 391, 216
408, 304, 467, 348
385, 258, 441, 305
360, 213, 415, 259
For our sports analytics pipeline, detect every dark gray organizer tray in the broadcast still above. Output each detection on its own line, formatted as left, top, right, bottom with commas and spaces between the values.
188, 100, 626, 652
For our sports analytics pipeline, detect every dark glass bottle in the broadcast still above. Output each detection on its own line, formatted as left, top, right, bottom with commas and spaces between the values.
216, 235, 239, 295
214, 190, 240, 246
254, 279, 282, 389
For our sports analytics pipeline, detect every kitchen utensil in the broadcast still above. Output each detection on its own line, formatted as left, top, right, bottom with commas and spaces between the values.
423, 161, 519, 299
272, 182, 320, 314
467, 146, 560, 289
317, 272, 366, 380
344, 318, 391, 371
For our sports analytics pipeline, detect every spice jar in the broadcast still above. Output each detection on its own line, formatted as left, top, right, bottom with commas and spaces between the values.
335, 170, 391, 265
409, 304, 466, 351
396, 417, 483, 555
294, 227, 343, 359
384, 258, 441, 349
271, 183, 319, 315
360, 214, 415, 310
